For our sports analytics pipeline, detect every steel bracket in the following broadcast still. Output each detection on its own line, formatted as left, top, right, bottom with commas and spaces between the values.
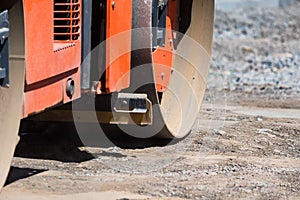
114, 93, 150, 114
0, 10, 9, 86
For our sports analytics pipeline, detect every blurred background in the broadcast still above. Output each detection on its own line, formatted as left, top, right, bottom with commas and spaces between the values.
208, 0, 300, 107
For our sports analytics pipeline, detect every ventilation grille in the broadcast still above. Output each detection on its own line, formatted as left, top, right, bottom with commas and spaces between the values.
54, 0, 80, 41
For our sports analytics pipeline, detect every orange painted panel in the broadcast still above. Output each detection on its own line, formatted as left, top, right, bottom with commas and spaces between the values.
105, 0, 132, 93
24, 0, 81, 85
23, 68, 81, 118
23, 81, 62, 117
22, 0, 82, 117
153, 16, 174, 92
153, 0, 180, 92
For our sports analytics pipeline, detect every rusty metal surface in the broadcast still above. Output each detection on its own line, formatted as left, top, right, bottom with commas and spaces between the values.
0, 0, 25, 190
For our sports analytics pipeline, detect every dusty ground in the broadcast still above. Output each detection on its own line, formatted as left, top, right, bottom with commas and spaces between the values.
0, 96, 299, 200
1, 2, 300, 200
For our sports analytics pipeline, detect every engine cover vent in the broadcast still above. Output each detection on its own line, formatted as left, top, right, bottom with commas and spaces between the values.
54, 0, 80, 41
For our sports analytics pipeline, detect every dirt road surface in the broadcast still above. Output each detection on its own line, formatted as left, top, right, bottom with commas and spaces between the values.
0, 96, 299, 200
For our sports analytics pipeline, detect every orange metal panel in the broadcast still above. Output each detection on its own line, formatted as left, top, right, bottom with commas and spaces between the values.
24, 0, 54, 84
22, 0, 82, 117
153, 0, 180, 92
23, 81, 63, 117
24, 0, 81, 84
22, 68, 81, 118
105, 0, 132, 93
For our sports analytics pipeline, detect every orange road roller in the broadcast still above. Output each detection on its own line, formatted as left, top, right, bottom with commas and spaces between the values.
0, 0, 214, 190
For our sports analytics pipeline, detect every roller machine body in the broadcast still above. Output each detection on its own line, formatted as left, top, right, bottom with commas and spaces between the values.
0, 0, 214, 190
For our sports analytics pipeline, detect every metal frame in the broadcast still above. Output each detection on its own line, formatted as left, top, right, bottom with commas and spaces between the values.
81, 0, 92, 90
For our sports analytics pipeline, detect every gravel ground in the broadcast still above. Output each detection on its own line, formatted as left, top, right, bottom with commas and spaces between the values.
0, 3, 300, 200
210, 2, 300, 97
1, 101, 299, 199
